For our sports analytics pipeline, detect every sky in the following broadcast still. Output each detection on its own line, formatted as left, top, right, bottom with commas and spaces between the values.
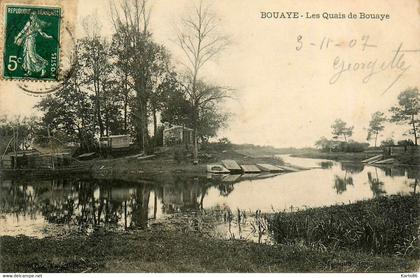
0, 0, 419, 148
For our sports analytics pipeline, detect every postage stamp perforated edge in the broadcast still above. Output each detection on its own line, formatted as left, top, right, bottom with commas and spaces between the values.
2, 4, 62, 81
0, 0, 77, 83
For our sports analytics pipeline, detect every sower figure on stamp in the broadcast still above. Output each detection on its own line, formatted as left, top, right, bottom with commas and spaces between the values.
14, 11, 53, 77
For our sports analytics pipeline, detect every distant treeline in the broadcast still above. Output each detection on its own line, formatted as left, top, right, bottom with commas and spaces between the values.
315, 88, 419, 152
204, 138, 314, 155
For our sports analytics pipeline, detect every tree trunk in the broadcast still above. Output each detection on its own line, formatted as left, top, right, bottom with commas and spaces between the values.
153, 192, 157, 219
123, 92, 128, 133
412, 114, 418, 146
104, 100, 109, 137
98, 196, 104, 225
92, 190, 97, 225
200, 192, 205, 210
191, 58, 199, 163
95, 80, 105, 137
191, 107, 199, 164
141, 100, 149, 153
124, 200, 127, 230
374, 132, 378, 147
192, 128, 198, 163
123, 72, 129, 132
152, 107, 157, 138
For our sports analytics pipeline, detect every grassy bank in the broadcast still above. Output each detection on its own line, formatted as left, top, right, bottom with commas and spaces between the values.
292, 150, 420, 165
268, 194, 420, 258
90, 147, 285, 181
1, 195, 419, 272
291, 151, 371, 162
1, 229, 417, 273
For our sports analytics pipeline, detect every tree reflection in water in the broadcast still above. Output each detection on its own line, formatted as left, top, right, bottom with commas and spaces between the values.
160, 176, 208, 214
333, 171, 354, 194
218, 183, 235, 196
0, 180, 39, 220
413, 179, 418, 194
130, 187, 150, 229
340, 162, 364, 174
367, 169, 386, 198
408, 179, 418, 195
406, 167, 420, 195
1, 164, 416, 237
0, 177, 212, 233
319, 161, 333, 169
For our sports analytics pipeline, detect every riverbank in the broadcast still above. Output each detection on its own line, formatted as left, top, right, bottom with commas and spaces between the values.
291, 151, 369, 162
1, 228, 417, 272
292, 150, 420, 165
0, 147, 290, 180
90, 147, 288, 181
1, 193, 419, 273
268, 194, 420, 258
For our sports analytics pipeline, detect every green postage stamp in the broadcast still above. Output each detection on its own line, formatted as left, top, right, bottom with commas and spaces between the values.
3, 5, 61, 81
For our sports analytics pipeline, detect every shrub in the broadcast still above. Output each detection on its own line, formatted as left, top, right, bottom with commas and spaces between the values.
340, 141, 369, 152
398, 139, 415, 146
315, 138, 369, 153
381, 138, 395, 147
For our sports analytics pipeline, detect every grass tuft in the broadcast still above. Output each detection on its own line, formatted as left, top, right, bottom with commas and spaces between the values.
268, 194, 420, 257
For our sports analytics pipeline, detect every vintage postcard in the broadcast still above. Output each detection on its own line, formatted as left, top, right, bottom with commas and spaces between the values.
0, 0, 418, 276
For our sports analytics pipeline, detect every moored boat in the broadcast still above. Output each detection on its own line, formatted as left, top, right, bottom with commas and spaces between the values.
207, 164, 230, 174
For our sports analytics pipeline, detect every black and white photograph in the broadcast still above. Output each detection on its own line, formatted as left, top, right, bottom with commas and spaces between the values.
0, 0, 419, 276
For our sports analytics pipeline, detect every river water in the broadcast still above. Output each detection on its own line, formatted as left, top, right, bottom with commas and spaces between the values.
0, 155, 418, 241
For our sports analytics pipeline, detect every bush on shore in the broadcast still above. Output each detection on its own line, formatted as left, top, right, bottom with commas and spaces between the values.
315, 138, 369, 153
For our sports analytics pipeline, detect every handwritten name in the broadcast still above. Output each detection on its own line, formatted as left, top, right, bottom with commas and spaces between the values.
295, 35, 417, 94
329, 43, 411, 94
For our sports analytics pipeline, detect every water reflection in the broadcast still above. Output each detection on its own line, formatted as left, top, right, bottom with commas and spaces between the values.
367, 169, 386, 198
333, 172, 354, 194
410, 179, 418, 194
0, 155, 416, 238
319, 161, 333, 169
218, 183, 235, 197
341, 162, 365, 174
0, 177, 216, 236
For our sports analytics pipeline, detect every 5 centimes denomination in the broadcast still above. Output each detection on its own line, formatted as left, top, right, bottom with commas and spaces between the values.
0, 0, 77, 95
3, 5, 61, 81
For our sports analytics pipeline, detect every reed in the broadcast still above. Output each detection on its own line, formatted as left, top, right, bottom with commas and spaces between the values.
267, 194, 419, 257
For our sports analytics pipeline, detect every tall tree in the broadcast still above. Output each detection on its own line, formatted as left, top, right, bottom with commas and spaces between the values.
367, 111, 387, 147
161, 80, 230, 146
146, 45, 172, 140
101, 79, 125, 136
110, 32, 134, 133
331, 119, 353, 142
79, 16, 112, 137
110, 0, 150, 151
151, 70, 179, 139
389, 87, 420, 146
35, 47, 96, 151
160, 77, 192, 127
110, 0, 170, 153
176, 0, 229, 162
194, 83, 229, 143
